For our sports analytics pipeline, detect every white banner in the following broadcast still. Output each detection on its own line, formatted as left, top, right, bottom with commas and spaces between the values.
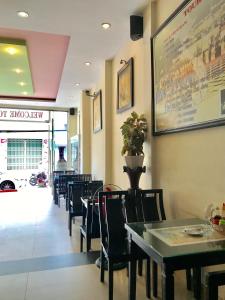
0, 109, 50, 122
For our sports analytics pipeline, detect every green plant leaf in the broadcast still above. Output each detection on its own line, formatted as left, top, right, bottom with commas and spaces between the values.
120, 111, 148, 156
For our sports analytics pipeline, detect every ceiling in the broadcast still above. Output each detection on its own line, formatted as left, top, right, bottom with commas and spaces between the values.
0, 0, 149, 109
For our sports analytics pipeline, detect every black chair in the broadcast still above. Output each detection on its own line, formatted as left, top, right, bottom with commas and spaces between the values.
124, 188, 194, 298
52, 171, 64, 205
205, 270, 225, 300
80, 180, 103, 252
98, 190, 150, 300
68, 182, 85, 236
57, 174, 77, 207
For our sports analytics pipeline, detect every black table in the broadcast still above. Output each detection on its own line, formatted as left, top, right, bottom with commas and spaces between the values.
125, 218, 225, 300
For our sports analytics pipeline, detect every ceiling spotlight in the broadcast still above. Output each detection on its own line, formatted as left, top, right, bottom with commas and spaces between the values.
5, 47, 17, 55
101, 23, 111, 30
22, 91, 28, 95
75, 83, 80, 86
19, 82, 26, 86
84, 62, 91, 66
17, 11, 29, 18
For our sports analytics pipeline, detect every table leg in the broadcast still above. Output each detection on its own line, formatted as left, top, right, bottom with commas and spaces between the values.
129, 259, 137, 300
162, 264, 174, 300
128, 239, 137, 300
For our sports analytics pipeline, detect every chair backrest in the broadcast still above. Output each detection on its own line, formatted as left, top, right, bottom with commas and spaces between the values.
70, 182, 85, 215
140, 189, 165, 222
59, 174, 76, 188
77, 174, 92, 182
65, 170, 76, 175
91, 180, 103, 196
98, 191, 128, 254
124, 189, 165, 223
81, 180, 103, 198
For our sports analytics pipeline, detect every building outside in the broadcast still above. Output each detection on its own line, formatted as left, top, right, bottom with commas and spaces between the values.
0, 108, 71, 188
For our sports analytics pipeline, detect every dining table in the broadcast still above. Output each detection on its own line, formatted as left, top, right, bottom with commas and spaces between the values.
125, 218, 225, 300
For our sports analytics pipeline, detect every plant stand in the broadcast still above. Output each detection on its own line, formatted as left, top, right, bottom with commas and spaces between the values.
123, 166, 146, 222
123, 166, 146, 189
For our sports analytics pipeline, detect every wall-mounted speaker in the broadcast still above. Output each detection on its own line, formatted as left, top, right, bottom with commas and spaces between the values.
130, 15, 143, 41
69, 108, 75, 115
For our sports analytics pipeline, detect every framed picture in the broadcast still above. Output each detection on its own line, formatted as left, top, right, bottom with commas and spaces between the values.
151, 0, 225, 135
117, 57, 134, 113
93, 90, 102, 133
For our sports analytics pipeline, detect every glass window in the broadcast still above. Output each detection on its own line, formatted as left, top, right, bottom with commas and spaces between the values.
7, 139, 42, 170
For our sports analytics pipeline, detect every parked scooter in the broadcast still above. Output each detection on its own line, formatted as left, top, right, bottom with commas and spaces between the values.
29, 172, 47, 187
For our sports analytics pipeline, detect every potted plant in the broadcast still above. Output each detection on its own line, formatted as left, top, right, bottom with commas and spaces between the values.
120, 111, 147, 169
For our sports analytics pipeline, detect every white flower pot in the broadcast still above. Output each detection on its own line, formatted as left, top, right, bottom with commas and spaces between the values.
125, 155, 144, 169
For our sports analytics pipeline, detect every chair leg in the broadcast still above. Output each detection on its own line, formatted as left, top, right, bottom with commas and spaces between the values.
68, 214, 72, 236
207, 281, 218, 300
186, 268, 192, 290
80, 232, 83, 252
138, 259, 143, 276
100, 248, 105, 282
193, 267, 201, 300
146, 258, 151, 299
108, 260, 113, 300
86, 237, 91, 252
152, 260, 158, 298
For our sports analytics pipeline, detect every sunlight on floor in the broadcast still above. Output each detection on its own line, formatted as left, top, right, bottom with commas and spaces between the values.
0, 187, 52, 226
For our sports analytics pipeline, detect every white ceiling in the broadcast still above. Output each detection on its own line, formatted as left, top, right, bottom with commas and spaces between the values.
0, 0, 149, 109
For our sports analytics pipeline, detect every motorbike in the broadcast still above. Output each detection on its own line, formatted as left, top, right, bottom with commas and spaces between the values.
29, 172, 47, 187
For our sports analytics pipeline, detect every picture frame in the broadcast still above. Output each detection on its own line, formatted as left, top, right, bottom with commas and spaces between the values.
117, 57, 134, 113
151, 0, 225, 135
93, 90, 102, 133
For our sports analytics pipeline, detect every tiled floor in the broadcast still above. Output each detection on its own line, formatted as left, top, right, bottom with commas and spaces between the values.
0, 186, 221, 300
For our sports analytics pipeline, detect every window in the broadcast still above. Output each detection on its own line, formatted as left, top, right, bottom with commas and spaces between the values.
7, 139, 42, 170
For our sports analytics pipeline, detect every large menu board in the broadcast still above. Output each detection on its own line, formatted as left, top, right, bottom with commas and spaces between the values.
152, 0, 225, 134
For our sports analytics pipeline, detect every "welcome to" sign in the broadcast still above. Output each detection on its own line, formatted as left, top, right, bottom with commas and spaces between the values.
0, 109, 50, 122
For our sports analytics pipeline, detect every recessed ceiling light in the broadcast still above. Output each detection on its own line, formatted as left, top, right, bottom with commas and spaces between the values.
14, 68, 23, 74
22, 91, 28, 95
5, 47, 18, 55
84, 62, 91, 66
18, 82, 26, 86
101, 23, 111, 30
17, 11, 29, 18
75, 83, 80, 86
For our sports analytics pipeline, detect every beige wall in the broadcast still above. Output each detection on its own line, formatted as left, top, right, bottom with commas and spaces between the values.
111, 3, 152, 189
85, 0, 225, 219
153, 0, 225, 219
88, 2, 152, 189
67, 112, 78, 169
91, 64, 106, 181
80, 92, 91, 173
91, 61, 113, 183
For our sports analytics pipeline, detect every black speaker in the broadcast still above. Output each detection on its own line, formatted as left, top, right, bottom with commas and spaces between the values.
130, 15, 143, 41
69, 108, 75, 115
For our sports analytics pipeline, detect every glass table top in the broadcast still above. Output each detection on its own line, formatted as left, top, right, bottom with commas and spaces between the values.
126, 218, 225, 259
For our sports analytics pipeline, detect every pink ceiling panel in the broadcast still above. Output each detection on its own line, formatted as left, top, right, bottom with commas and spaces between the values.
0, 27, 70, 100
